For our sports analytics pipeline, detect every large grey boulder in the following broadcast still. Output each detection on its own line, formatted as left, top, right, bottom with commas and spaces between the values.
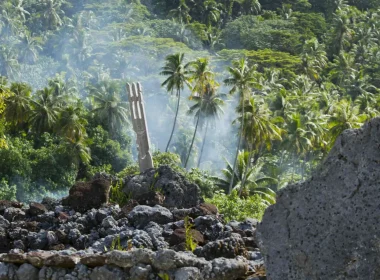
127, 205, 173, 228
123, 165, 203, 208
16, 263, 39, 280
257, 118, 380, 280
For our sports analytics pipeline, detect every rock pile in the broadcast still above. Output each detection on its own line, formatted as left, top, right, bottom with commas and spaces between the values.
257, 118, 380, 279
0, 165, 264, 280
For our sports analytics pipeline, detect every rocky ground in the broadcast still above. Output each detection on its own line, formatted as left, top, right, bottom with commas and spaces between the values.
0, 166, 265, 280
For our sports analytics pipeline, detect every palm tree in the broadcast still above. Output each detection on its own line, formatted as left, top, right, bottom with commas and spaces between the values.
29, 87, 62, 134
0, 10, 21, 38
187, 57, 214, 99
89, 80, 130, 137
12, 0, 30, 22
58, 104, 88, 141
186, 82, 224, 168
160, 53, 191, 152
202, 0, 222, 27
236, 96, 282, 192
328, 99, 366, 147
0, 45, 20, 79
355, 92, 379, 119
327, 10, 352, 57
3, 82, 32, 128
224, 58, 258, 194
240, 0, 261, 15
171, 128, 193, 165
48, 74, 78, 101
301, 38, 328, 81
213, 151, 277, 204
68, 29, 93, 69
329, 52, 357, 87
281, 113, 314, 180
18, 33, 42, 64
169, 0, 191, 24
41, 0, 64, 30
64, 137, 91, 166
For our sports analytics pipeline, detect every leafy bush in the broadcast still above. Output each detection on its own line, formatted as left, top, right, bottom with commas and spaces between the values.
152, 151, 182, 172
206, 190, 268, 222
222, 16, 307, 54
185, 168, 218, 199
88, 126, 133, 173
0, 178, 17, 201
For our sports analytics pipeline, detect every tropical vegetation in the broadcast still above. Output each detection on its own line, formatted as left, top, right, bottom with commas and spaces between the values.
1, 0, 380, 221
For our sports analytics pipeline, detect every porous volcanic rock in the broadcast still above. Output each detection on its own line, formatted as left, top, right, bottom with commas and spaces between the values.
62, 178, 111, 212
257, 118, 380, 279
123, 165, 203, 208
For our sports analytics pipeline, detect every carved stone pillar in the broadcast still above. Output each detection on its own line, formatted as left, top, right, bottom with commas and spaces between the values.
127, 82, 154, 172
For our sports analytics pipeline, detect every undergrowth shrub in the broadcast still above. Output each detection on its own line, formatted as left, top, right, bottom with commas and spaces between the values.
206, 190, 267, 222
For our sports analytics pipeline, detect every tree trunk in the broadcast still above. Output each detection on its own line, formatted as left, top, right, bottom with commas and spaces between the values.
197, 121, 209, 168
229, 96, 245, 194
185, 112, 201, 169
239, 146, 254, 197
165, 89, 181, 152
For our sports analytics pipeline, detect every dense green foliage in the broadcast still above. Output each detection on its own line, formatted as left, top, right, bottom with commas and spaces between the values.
1, 0, 380, 221
206, 190, 267, 222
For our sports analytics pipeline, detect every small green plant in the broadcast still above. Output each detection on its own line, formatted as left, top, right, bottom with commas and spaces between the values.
206, 190, 267, 222
110, 179, 130, 206
158, 272, 170, 280
107, 236, 133, 251
184, 216, 197, 252
110, 235, 123, 251
149, 171, 160, 190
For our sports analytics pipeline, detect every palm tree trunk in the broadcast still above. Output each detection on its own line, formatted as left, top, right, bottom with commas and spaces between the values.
240, 146, 254, 197
166, 89, 181, 152
197, 121, 209, 168
185, 112, 201, 169
229, 96, 245, 194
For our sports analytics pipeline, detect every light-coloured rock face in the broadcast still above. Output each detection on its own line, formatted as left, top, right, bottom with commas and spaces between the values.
0, 249, 249, 280
257, 118, 380, 280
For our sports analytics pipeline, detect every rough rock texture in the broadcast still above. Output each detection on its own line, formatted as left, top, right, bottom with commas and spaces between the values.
62, 179, 111, 213
0, 165, 265, 279
257, 118, 380, 280
0, 249, 250, 280
123, 165, 203, 208
127, 205, 173, 228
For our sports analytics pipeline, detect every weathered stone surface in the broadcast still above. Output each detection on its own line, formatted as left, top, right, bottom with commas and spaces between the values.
4, 207, 25, 222
0, 262, 8, 280
0, 253, 27, 264
90, 265, 127, 280
135, 191, 165, 206
44, 254, 80, 268
28, 202, 48, 216
257, 118, 380, 280
174, 267, 201, 280
0, 201, 22, 215
128, 205, 173, 228
16, 263, 39, 280
152, 250, 209, 271
62, 178, 111, 213
26, 251, 55, 268
129, 263, 151, 280
194, 233, 247, 260
80, 255, 106, 268
209, 258, 248, 280
123, 165, 203, 208
105, 249, 154, 268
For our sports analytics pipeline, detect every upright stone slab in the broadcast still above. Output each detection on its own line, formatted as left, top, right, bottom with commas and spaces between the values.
127, 82, 154, 173
257, 118, 380, 280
